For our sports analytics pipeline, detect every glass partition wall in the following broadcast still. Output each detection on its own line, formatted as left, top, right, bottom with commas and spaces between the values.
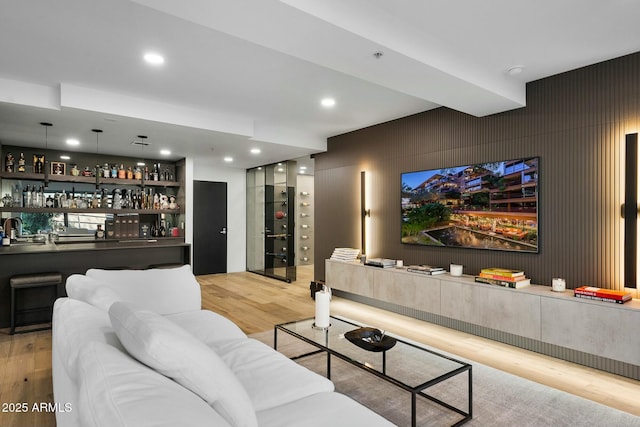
246, 161, 296, 282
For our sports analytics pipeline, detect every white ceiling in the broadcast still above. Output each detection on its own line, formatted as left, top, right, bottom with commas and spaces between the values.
1, 0, 640, 170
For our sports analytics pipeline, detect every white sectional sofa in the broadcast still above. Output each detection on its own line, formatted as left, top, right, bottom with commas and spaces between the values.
52, 265, 394, 427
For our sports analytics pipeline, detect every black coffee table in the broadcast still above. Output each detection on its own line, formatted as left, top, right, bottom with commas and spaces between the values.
274, 316, 472, 426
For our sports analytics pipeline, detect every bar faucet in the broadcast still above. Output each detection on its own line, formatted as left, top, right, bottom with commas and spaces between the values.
3, 217, 23, 241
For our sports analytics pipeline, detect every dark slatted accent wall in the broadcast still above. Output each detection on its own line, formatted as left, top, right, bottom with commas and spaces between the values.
315, 52, 640, 290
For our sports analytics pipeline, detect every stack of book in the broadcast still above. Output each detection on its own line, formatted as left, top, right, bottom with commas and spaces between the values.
574, 286, 632, 304
406, 265, 446, 275
330, 248, 361, 262
365, 258, 396, 268
475, 268, 531, 288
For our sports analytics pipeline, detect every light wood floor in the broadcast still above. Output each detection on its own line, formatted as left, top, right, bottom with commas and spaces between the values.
1, 265, 638, 427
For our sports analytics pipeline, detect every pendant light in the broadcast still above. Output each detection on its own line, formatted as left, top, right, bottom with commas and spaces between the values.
40, 122, 52, 187
92, 129, 103, 189
137, 135, 148, 186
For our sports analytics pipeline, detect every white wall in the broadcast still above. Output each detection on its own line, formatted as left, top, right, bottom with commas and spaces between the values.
187, 157, 247, 273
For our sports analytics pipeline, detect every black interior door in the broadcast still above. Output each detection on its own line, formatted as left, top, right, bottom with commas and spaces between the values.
193, 180, 227, 275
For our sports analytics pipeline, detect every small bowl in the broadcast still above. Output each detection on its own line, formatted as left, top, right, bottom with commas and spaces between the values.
345, 327, 397, 352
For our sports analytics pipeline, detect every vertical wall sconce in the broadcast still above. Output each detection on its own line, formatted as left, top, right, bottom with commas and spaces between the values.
360, 171, 370, 256
623, 133, 638, 288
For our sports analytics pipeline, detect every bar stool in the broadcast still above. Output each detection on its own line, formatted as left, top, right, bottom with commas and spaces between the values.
10, 272, 62, 335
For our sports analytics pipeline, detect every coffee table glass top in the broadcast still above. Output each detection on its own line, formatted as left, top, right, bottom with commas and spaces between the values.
276, 316, 470, 389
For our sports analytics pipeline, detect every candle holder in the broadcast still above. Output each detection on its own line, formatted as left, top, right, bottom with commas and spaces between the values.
312, 322, 331, 330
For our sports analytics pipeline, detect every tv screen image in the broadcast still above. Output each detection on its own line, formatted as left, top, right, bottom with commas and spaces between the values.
401, 157, 538, 253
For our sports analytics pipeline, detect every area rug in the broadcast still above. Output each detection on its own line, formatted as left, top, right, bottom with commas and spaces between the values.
250, 330, 640, 427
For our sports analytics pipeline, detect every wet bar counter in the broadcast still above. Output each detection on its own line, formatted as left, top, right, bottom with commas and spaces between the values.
0, 240, 190, 328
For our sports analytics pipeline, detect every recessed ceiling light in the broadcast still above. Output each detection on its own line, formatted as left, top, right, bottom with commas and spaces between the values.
137, 162, 146, 166
160, 149, 171, 156
224, 156, 233, 162
60, 155, 71, 160
66, 138, 80, 146
250, 148, 261, 154
321, 98, 336, 108
299, 170, 305, 174
144, 52, 165, 65
300, 166, 307, 170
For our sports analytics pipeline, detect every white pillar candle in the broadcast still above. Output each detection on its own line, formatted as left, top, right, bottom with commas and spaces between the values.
552, 278, 566, 292
315, 289, 331, 328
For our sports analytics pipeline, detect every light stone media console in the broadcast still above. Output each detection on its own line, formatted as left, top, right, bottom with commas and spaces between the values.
325, 259, 640, 380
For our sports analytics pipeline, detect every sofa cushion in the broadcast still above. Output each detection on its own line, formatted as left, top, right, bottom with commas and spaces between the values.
86, 265, 201, 314
52, 298, 125, 380
65, 274, 121, 311
256, 391, 395, 427
76, 341, 232, 427
166, 309, 247, 344
214, 338, 334, 411
109, 302, 257, 427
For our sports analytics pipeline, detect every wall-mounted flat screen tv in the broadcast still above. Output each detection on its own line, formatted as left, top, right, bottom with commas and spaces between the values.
401, 157, 539, 253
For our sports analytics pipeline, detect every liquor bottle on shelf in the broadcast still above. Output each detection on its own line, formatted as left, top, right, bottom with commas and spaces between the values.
91, 191, 100, 209
5, 152, 14, 172
22, 185, 28, 207
110, 164, 118, 178
95, 224, 105, 239
118, 164, 126, 179
33, 154, 44, 174
150, 221, 159, 237
159, 219, 166, 237
17, 153, 25, 172
101, 189, 109, 209
126, 166, 133, 180
59, 190, 67, 208
153, 163, 160, 181
144, 166, 150, 181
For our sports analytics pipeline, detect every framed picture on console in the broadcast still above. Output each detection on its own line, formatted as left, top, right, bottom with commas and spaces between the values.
401, 157, 539, 253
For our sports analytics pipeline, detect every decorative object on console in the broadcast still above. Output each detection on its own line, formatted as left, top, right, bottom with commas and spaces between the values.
450, 264, 463, 276
401, 157, 539, 253
551, 278, 566, 292
345, 327, 397, 352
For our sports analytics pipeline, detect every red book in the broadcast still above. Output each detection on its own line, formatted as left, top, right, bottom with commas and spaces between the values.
574, 286, 632, 302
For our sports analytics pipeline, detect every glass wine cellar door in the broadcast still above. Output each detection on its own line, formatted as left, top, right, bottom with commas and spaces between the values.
246, 161, 296, 282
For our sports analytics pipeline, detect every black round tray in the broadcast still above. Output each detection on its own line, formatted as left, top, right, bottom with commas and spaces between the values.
345, 327, 397, 352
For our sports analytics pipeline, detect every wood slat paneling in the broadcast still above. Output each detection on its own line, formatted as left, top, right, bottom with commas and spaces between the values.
315, 52, 640, 290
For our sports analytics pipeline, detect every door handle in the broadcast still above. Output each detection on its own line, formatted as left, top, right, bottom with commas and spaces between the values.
220, 227, 227, 235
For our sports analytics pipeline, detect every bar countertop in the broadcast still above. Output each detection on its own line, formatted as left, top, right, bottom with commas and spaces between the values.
0, 238, 188, 254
